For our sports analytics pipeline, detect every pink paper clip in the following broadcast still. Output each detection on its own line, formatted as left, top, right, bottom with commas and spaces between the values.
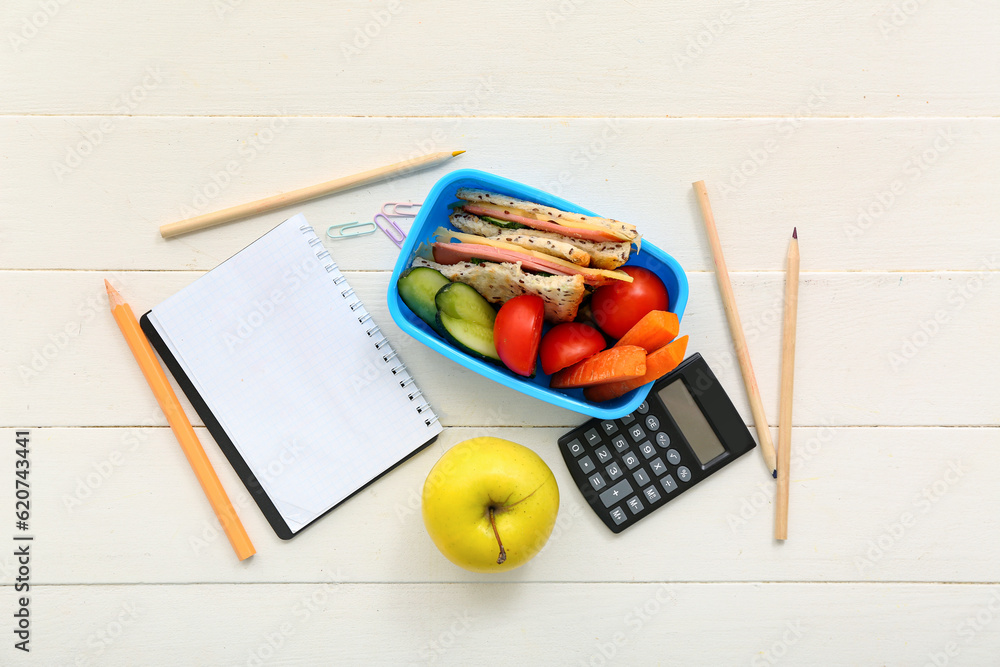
374, 213, 407, 248
381, 202, 421, 218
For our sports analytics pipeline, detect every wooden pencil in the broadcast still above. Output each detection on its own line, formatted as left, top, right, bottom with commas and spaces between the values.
692, 181, 777, 478
775, 228, 799, 540
106, 280, 255, 560
160, 149, 466, 238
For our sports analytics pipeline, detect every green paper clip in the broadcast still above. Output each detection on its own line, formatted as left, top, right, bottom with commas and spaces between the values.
326, 220, 377, 240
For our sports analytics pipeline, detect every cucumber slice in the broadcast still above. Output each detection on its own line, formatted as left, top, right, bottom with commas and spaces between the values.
437, 311, 500, 362
434, 282, 500, 361
435, 282, 497, 329
398, 267, 450, 332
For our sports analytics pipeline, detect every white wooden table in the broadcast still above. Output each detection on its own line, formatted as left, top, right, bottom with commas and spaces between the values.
2, 1, 998, 664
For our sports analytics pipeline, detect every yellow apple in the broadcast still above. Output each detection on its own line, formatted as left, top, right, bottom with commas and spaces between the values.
421, 437, 560, 573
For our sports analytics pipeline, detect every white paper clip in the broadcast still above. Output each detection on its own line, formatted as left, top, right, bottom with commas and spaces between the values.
326, 221, 377, 240
381, 202, 421, 218
374, 213, 406, 248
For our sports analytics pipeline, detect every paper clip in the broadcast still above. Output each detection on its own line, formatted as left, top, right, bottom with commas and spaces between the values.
327, 221, 377, 240
374, 213, 407, 248
381, 202, 421, 218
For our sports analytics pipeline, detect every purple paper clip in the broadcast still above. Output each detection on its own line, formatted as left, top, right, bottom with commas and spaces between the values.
374, 213, 406, 248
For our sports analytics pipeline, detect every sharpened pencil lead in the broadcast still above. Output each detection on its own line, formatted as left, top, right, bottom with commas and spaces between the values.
792, 227, 797, 239
104, 279, 124, 307
452, 150, 466, 157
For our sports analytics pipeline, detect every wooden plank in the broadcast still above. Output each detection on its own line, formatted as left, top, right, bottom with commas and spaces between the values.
2, 270, 996, 428
2, 1, 997, 117
1, 117, 997, 272
2, 0, 994, 662
18, 582, 1000, 665
2, 426, 995, 584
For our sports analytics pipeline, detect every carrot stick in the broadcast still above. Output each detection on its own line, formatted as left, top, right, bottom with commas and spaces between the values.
585, 336, 689, 402
550, 345, 647, 389
613, 310, 679, 353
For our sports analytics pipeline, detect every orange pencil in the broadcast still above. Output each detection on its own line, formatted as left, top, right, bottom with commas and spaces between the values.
105, 280, 255, 560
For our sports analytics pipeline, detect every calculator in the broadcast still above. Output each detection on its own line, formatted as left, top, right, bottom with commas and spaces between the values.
557, 353, 756, 533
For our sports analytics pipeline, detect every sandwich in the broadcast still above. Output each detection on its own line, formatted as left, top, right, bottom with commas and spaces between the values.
411, 188, 642, 323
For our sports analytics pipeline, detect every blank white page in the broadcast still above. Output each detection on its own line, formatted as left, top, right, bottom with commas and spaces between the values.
148, 214, 441, 534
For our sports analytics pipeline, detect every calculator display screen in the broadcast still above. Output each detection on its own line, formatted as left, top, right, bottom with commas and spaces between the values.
656, 380, 726, 466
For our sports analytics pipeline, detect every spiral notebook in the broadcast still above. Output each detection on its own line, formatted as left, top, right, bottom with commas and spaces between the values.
140, 214, 442, 539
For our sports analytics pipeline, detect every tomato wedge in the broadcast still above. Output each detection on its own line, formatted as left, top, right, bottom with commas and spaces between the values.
494, 295, 545, 377
591, 266, 669, 339
539, 322, 607, 376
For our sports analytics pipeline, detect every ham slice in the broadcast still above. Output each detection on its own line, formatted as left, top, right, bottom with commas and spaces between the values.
461, 203, 625, 243
431, 242, 621, 286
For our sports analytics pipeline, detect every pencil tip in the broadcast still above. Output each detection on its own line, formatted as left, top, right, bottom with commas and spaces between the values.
792, 227, 797, 239
452, 150, 466, 157
772, 469, 778, 479
104, 279, 124, 307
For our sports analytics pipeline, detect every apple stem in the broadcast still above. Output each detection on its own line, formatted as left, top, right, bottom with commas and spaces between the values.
488, 506, 507, 565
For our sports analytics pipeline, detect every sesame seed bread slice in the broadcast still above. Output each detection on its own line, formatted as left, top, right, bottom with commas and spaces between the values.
450, 212, 592, 266
449, 211, 632, 270
412, 257, 586, 323
456, 187, 638, 242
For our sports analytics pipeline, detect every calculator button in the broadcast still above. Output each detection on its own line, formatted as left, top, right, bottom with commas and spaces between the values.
567, 439, 585, 457
600, 420, 618, 436
677, 466, 692, 483
655, 432, 670, 448
643, 485, 662, 504
666, 449, 682, 465
609, 506, 628, 526
637, 401, 649, 414
622, 451, 640, 470
661, 475, 678, 494
628, 424, 646, 442
584, 428, 602, 447
633, 469, 651, 487
589, 472, 606, 491
639, 441, 656, 459
605, 462, 623, 480
626, 496, 645, 515
611, 435, 628, 453
645, 415, 660, 431
594, 445, 612, 464
621, 413, 635, 425
599, 479, 634, 507
650, 458, 667, 476
579, 456, 596, 474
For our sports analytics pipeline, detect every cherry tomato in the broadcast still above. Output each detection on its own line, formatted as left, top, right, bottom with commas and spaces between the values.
539, 323, 607, 376
494, 295, 545, 377
591, 266, 669, 339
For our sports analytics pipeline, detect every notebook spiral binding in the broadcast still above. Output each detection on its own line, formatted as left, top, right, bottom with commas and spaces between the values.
299, 224, 440, 428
